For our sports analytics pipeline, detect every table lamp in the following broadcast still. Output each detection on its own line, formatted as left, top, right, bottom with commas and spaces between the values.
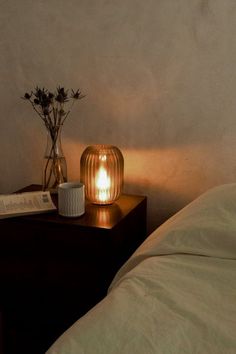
80, 145, 124, 205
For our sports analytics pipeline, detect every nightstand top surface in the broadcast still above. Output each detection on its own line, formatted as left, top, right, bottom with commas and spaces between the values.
14, 184, 147, 230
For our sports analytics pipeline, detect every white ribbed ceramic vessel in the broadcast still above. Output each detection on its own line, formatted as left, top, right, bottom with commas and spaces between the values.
58, 182, 85, 217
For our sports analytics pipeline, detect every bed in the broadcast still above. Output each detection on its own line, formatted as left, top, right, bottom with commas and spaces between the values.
46, 183, 236, 354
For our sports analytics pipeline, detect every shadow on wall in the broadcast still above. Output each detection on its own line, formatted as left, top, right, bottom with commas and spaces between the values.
124, 181, 195, 235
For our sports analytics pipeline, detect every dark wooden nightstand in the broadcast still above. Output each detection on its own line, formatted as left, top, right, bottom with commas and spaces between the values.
0, 185, 147, 354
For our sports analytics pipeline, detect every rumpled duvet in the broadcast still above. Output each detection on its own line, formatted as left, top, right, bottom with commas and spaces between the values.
46, 183, 236, 354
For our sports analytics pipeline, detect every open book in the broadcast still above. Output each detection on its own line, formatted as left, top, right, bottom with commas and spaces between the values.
0, 190, 57, 219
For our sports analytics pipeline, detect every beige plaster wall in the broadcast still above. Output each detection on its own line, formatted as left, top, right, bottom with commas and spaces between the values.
1, 0, 236, 232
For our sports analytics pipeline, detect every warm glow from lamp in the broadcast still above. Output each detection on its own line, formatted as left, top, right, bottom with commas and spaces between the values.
80, 145, 124, 205
96, 166, 111, 202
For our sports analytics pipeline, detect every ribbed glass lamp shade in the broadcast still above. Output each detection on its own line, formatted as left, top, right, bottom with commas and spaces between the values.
80, 145, 124, 205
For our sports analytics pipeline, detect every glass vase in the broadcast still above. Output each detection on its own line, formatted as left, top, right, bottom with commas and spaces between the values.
42, 125, 67, 193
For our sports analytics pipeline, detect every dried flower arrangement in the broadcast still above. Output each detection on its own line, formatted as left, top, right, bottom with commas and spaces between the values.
22, 86, 85, 192
23, 86, 85, 133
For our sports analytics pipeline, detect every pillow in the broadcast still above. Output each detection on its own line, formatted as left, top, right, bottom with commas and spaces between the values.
111, 183, 236, 286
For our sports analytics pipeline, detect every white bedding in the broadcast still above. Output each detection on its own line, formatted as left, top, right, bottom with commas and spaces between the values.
46, 183, 236, 354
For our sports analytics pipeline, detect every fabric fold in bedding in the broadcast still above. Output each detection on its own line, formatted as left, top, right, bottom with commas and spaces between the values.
46, 183, 236, 354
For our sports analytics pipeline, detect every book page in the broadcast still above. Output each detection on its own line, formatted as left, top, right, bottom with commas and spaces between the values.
0, 191, 57, 219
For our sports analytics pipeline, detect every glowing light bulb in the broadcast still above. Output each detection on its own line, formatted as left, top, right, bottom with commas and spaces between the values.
96, 167, 111, 202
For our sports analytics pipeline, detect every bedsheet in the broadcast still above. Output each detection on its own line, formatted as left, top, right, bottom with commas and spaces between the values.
46, 183, 236, 354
